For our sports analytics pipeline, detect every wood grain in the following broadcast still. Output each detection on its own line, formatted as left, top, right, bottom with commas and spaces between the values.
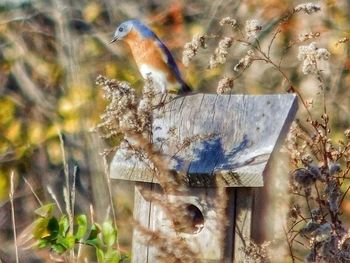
233, 188, 254, 262
132, 183, 232, 262
110, 93, 297, 187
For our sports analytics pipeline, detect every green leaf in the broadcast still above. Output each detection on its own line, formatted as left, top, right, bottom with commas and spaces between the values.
88, 223, 101, 240
51, 243, 66, 254
75, 214, 87, 240
105, 248, 121, 263
57, 233, 75, 250
120, 253, 130, 262
85, 223, 102, 248
47, 217, 59, 239
32, 217, 50, 239
58, 216, 69, 237
85, 236, 103, 248
96, 248, 105, 263
34, 203, 55, 217
38, 239, 49, 249
102, 221, 116, 247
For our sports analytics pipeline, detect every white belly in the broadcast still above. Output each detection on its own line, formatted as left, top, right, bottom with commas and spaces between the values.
140, 64, 167, 93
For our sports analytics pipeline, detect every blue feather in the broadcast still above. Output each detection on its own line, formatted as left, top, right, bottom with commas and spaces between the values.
155, 37, 191, 92
129, 19, 155, 38
122, 19, 191, 93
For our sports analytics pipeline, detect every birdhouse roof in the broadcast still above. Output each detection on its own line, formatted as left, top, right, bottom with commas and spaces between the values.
110, 93, 297, 187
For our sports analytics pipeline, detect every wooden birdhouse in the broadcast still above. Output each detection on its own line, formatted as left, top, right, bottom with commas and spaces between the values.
110, 93, 297, 262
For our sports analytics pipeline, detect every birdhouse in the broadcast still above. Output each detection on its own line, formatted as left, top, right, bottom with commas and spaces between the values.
110, 93, 297, 262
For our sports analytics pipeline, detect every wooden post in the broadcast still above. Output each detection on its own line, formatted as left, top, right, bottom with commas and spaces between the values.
110, 94, 297, 262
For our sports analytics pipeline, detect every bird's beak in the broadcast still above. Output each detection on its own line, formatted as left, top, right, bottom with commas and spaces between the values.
110, 36, 119, 44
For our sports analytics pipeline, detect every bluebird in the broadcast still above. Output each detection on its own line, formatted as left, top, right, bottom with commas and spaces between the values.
111, 19, 191, 94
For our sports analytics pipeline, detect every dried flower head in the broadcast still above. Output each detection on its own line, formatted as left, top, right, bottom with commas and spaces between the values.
294, 3, 321, 14
293, 168, 316, 187
329, 163, 341, 175
245, 19, 262, 39
321, 236, 339, 262
300, 220, 320, 236
340, 235, 350, 253
298, 32, 320, 42
95, 75, 137, 137
219, 17, 237, 28
242, 240, 271, 262
216, 77, 234, 94
137, 75, 156, 134
297, 42, 330, 74
314, 223, 332, 242
289, 205, 301, 221
209, 37, 233, 69
301, 154, 313, 164
344, 128, 350, 138
310, 208, 322, 221
308, 165, 322, 180
95, 75, 156, 140
182, 34, 207, 67
234, 49, 255, 72
336, 37, 349, 46
325, 180, 341, 212
304, 251, 316, 263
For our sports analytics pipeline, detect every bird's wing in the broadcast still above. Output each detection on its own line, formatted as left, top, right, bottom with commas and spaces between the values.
154, 37, 186, 85
155, 38, 191, 93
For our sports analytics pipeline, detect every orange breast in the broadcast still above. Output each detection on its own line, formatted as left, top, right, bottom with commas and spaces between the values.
124, 30, 177, 84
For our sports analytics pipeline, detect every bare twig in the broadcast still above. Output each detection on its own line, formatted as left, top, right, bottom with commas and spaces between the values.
102, 156, 119, 249
283, 225, 295, 263
23, 177, 43, 206
9, 172, 19, 263
267, 28, 281, 58
47, 186, 63, 214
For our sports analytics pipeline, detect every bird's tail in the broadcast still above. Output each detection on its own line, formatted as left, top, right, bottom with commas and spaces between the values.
180, 82, 192, 94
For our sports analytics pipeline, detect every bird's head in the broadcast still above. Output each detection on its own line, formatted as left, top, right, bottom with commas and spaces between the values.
111, 19, 154, 43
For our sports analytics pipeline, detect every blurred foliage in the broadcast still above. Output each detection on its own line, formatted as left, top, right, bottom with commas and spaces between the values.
0, 0, 350, 262
29, 203, 128, 262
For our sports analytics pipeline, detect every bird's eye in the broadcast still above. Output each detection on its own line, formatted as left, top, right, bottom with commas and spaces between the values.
119, 27, 124, 32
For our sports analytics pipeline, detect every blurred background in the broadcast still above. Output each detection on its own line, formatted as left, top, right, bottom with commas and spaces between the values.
1, 0, 350, 262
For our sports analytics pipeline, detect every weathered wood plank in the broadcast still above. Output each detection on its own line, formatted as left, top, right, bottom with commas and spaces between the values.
233, 188, 254, 262
110, 94, 297, 187
132, 183, 154, 263
224, 188, 236, 262
132, 185, 234, 262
